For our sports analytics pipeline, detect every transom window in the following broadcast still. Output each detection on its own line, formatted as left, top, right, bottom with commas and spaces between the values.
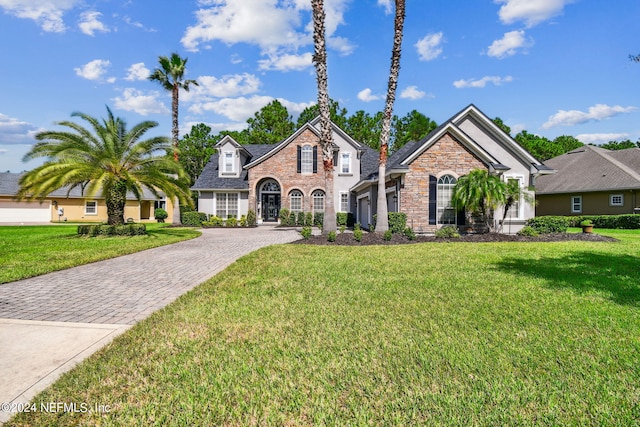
301, 145, 313, 174
437, 175, 457, 225
312, 190, 325, 213
261, 181, 280, 193
223, 152, 234, 173
216, 193, 239, 219
340, 152, 351, 174
290, 190, 303, 212
610, 194, 624, 206
571, 195, 582, 213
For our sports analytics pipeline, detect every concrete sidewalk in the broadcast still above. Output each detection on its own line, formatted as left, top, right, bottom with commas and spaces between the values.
0, 226, 301, 423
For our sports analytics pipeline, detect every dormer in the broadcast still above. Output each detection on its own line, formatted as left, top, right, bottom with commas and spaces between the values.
215, 135, 249, 178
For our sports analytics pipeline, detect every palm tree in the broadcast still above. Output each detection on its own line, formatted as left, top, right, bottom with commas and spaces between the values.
452, 169, 506, 232
498, 179, 536, 232
148, 52, 198, 161
375, 0, 406, 233
312, 0, 336, 233
17, 107, 193, 225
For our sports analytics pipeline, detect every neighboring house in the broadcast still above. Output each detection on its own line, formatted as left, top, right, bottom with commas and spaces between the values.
192, 104, 552, 233
0, 172, 174, 223
535, 145, 640, 216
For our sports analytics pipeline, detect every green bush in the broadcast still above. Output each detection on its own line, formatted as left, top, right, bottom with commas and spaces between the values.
154, 208, 168, 223
314, 212, 324, 227
517, 226, 539, 237
580, 219, 593, 227
202, 216, 224, 227
301, 226, 312, 239
279, 208, 290, 224
77, 223, 146, 237
339, 225, 346, 234
225, 216, 237, 227
288, 211, 297, 226
354, 222, 361, 231
403, 227, 416, 240
353, 228, 363, 242
182, 211, 207, 227
327, 231, 336, 242
435, 225, 460, 238
239, 215, 247, 227
565, 214, 640, 229
388, 212, 407, 234
526, 216, 569, 234
247, 209, 257, 227
305, 212, 314, 226
383, 230, 393, 241
297, 211, 305, 226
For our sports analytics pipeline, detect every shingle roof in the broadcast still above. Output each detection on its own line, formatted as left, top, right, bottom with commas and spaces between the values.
535, 145, 640, 194
191, 144, 274, 190
0, 172, 164, 199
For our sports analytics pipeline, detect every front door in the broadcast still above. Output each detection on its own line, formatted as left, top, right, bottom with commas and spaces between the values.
262, 194, 280, 222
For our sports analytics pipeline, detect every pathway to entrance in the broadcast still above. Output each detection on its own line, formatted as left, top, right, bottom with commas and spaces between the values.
0, 226, 301, 423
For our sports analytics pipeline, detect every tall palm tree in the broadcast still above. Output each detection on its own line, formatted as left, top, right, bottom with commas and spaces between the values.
148, 52, 198, 161
312, 0, 336, 233
17, 107, 193, 225
452, 169, 506, 232
375, 0, 406, 233
498, 179, 536, 232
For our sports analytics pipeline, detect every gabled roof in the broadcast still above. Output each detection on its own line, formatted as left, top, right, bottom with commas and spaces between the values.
0, 172, 163, 200
535, 145, 640, 194
192, 144, 273, 190
215, 135, 251, 157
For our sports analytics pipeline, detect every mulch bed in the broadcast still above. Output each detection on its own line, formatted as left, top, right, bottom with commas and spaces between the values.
291, 232, 618, 246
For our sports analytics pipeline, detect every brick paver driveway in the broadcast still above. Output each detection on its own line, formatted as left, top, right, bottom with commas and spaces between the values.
0, 226, 301, 325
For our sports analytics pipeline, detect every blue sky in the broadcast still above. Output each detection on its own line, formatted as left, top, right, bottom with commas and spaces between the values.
1, 0, 639, 172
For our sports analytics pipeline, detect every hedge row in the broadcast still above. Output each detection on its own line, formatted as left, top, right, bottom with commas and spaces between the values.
372, 212, 408, 233
527, 214, 640, 233
183, 210, 258, 227
77, 223, 147, 237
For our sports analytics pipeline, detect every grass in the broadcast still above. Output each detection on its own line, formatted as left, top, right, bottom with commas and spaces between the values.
0, 224, 200, 284
6, 230, 640, 426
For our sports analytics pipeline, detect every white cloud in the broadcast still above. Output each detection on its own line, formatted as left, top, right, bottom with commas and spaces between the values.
357, 88, 381, 102
258, 52, 313, 72
377, 0, 392, 15
74, 59, 112, 81
542, 104, 637, 129
575, 133, 630, 145
415, 32, 444, 61
0, 113, 40, 144
400, 86, 427, 100
188, 95, 311, 122
0, 0, 80, 32
182, 73, 261, 103
453, 75, 514, 88
78, 11, 109, 36
112, 88, 169, 116
495, 0, 573, 28
487, 30, 531, 59
124, 62, 150, 81
327, 36, 356, 56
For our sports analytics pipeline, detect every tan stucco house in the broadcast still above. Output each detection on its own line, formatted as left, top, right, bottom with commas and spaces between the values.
0, 172, 174, 223
535, 145, 640, 216
192, 104, 553, 233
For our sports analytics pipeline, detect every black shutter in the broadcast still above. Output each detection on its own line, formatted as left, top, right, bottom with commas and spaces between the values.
457, 208, 466, 227
428, 175, 437, 225
297, 145, 301, 173
313, 146, 318, 173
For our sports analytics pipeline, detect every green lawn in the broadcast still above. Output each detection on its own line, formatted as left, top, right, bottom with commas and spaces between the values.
6, 230, 640, 426
0, 224, 200, 284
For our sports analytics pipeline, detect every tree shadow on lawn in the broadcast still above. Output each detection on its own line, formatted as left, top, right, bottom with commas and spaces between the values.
495, 251, 640, 307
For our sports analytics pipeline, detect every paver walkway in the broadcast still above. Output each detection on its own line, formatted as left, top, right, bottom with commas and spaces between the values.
0, 226, 301, 325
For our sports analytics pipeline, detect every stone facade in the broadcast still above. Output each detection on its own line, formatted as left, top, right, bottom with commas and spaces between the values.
400, 133, 485, 232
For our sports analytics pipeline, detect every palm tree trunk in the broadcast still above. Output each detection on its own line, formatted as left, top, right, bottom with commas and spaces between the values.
312, 0, 336, 233
375, 0, 406, 233
172, 84, 179, 162
106, 181, 128, 225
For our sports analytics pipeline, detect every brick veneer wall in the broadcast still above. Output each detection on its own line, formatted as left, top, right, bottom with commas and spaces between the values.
248, 129, 327, 215
400, 133, 486, 232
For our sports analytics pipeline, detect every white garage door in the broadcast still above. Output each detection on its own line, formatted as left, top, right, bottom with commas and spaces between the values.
0, 200, 51, 223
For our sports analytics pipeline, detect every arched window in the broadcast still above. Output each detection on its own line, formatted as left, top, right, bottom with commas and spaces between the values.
437, 175, 457, 225
301, 145, 313, 174
290, 190, 303, 212
312, 190, 325, 213
261, 180, 280, 193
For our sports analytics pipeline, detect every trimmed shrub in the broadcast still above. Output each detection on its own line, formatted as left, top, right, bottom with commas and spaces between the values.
305, 212, 313, 227
566, 214, 640, 229
154, 208, 168, 223
288, 211, 297, 226
314, 212, 324, 228
78, 223, 146, 237
301, 226, 312, 239
388, 212, 407, 234
239, 215, 247, 227
403, 227, 416, 240
517, 226, 539, 237
383, 229, 393, 241
354, 222, 361, 231
225, 216, 237, 227
182, 211, 207, 227
435, 225, 460, 238
279, 208, 290, 224
353, 228, 363, 242
247, 209, 257, 227
526, 216, 569, 234
339, 225, 346, 234
297, 211, 305, 226
327, 231, 336, 242
202, 216, 224, 227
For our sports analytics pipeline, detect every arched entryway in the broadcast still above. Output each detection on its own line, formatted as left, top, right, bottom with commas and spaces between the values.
258, 179, 281, 222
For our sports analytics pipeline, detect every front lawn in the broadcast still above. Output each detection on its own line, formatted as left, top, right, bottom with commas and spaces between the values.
7, 230, 640, 426
0, 224, 200, 284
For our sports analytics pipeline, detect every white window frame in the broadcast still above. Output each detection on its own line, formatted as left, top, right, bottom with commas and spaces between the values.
505, 175, 525, 220
216, 192, 239, 219
437, 175, 457, 225
223, 151, 235, 174
610, 194, 624, 206
339, 192, 349, 212
290, 190, 303, 212
301, 145, 313, 174
340, 152, 351, 174
312, 190, 325, 213
571, 195, 582, 213
84, 200, 98, 215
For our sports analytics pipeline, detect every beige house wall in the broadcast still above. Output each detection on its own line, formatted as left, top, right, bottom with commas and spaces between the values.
536, 190, 639, 216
